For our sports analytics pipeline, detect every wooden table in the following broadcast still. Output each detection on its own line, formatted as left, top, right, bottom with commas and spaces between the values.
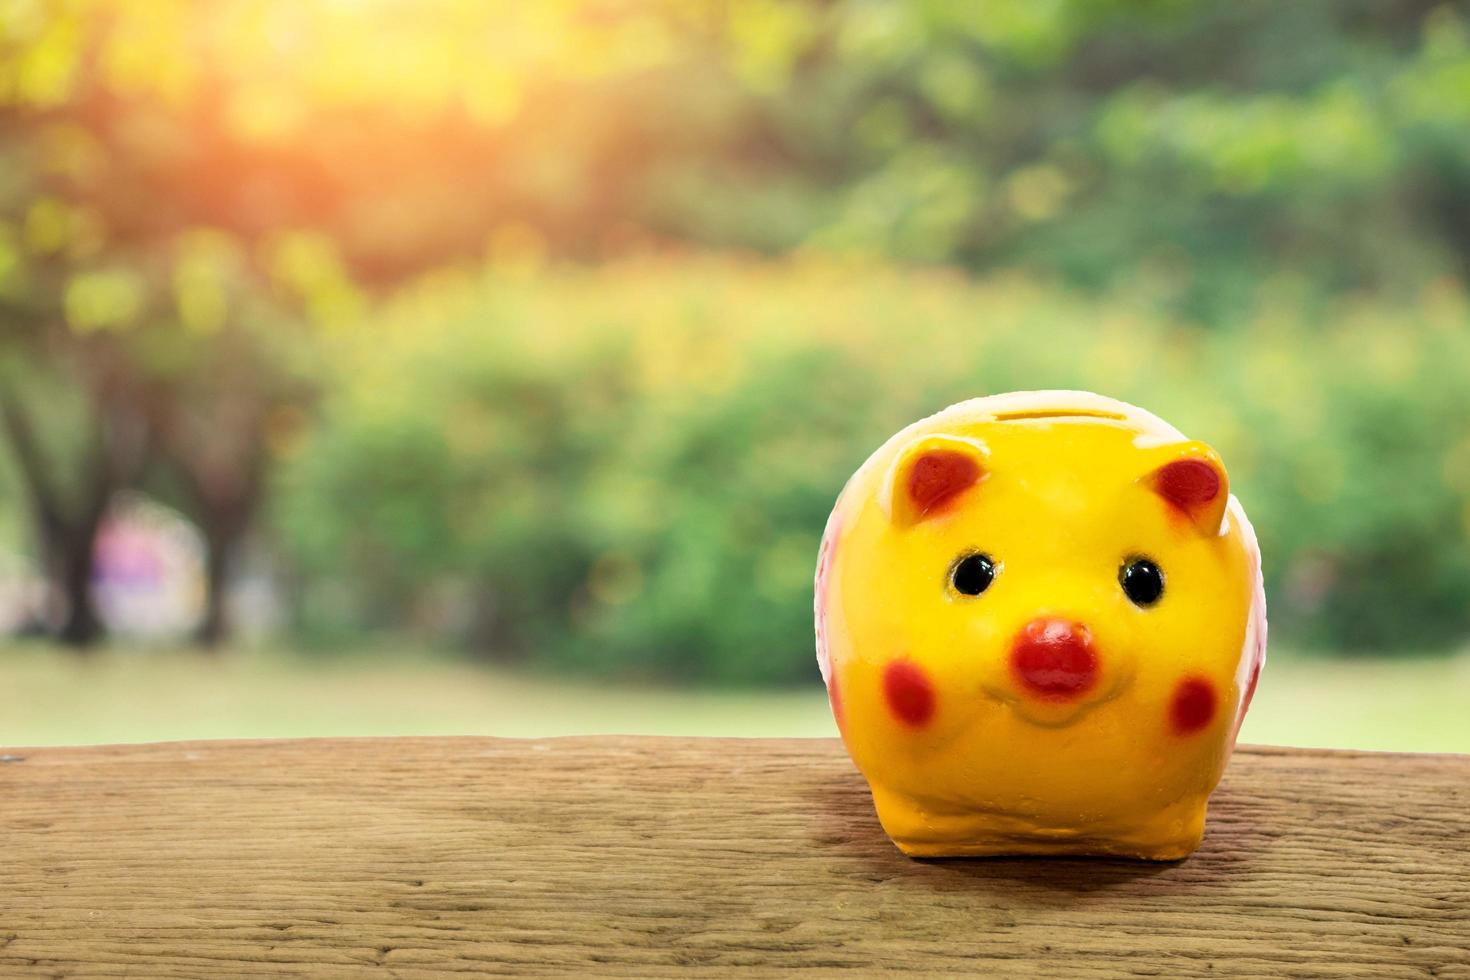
1, 737, 1466, 977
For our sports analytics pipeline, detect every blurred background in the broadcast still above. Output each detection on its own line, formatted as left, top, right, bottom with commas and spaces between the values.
2, 0, 1469, 751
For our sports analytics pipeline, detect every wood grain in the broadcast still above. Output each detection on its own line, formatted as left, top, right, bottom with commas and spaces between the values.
0, 737, 1466, 978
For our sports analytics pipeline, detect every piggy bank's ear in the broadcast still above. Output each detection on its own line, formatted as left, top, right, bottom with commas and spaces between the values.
1142, 442, 1229, 535
880, 434, 990, 526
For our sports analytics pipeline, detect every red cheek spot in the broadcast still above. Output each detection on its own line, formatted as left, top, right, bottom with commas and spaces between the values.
883, 660, 936, 728
1170, 677, 1218, 735
828, 674, 845, 733
907, 450, 982, 518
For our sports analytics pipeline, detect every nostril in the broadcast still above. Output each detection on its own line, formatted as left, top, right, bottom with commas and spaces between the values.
1010, 618, 1098, 700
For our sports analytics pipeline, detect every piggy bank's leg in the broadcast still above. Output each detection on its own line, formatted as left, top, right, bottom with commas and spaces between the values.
1097, 797, 1209, 861
866, 782, 1005, 858
867, 783, 1072, 858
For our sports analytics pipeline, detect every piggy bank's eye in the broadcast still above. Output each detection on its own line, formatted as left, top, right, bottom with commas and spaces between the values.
1120, 557, 1165, 607
950, 553, 996, 596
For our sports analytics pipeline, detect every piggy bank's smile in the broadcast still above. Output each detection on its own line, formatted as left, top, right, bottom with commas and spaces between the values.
981, 665, 1132, 728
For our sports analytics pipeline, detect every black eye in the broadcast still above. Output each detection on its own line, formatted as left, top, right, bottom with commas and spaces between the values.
950, 553, 996, 596
1120, 557, 1165, 607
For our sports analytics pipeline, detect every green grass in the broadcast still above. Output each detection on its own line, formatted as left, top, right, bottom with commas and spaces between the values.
1, 644, 1467, 753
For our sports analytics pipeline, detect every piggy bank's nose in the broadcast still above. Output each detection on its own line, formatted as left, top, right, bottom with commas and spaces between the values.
1010, 618, 1098, 700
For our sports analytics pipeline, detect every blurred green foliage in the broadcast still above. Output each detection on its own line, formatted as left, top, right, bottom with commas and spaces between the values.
1, 1, 1469, 674
275, 260, 1470, 681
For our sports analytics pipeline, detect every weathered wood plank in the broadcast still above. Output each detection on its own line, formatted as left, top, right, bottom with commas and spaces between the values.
0, 738, 1466, 978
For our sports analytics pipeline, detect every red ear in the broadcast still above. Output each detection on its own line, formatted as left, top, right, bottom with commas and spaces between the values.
882, 435, 989, 525
1153, 459, 1220, 510
1146, 448, 1228, 533
908, 450, 983, 518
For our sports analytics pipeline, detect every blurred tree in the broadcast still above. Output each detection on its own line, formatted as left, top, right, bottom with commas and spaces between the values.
0, 345, 148, 646
0, 230, 315, 648
0, 8, 329, 646
138, 301, 315, 648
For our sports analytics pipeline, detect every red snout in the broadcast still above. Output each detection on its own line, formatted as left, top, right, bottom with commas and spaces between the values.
1010, 618, 1098, 701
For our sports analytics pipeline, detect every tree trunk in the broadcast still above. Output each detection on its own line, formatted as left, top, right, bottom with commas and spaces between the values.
180, 472, 261, 650
54, 527, 103, 648
195, 525, 235, 649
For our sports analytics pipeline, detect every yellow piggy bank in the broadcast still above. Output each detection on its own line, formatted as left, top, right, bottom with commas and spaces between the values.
814, 390, 1266, 860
